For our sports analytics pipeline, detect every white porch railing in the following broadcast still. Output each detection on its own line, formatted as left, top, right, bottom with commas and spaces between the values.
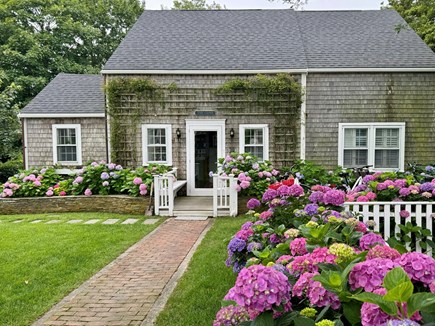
344, 201, 435, 255
213, 174, 238, 217
154, 168, 178, 216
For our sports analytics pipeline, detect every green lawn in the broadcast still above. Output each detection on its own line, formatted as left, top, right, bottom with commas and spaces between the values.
0, 212, 161, 326
155, 216, 248, 326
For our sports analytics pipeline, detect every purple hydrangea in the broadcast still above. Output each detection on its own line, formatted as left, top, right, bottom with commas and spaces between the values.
262, 189, 278, 202
361, 288, 390, 326
287, 254, 317, 275
241, 221, 253, 230
213, 305, 249, 326
133, 177, 142, 185
399, 188, 411, 196
394, 179, 407, 188
362, 175, 376, 183
322, 189, 346, 206
246, 198, 261, 210
277, 185, 291, 196
269, 234, 281, 244
101, 172, 110, 180
359, 233, 386, 250
288, 184, 304, 197
396, 252, 435, 286
292, 272, 340, 309
228, 238, 246, 253
420, 182, 435, 192
247, 242, 263, 252
385, 320, 420, 326
304, 203, 319, 216
425, 165, 434, 172
349, 258, 398, 292
290, 238, 308, 256
309, 191, 324, 203
224, 265, 291, 315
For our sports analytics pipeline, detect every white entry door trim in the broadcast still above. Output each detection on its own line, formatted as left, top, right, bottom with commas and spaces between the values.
186, 119, 226, 196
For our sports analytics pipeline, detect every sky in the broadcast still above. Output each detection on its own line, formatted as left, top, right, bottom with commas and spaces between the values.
145, 0, 386, 10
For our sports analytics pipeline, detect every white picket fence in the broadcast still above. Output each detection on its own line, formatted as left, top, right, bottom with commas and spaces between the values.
153, 168, 178, 216
212, 174, 238, 217
344, 202, 435, 254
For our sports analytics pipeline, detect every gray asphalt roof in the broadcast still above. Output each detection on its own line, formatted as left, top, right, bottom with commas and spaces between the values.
103, 9, 435, 71
20, 73, 105, 115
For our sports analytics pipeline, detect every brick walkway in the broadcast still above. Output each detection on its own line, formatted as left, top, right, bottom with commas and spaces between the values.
33, 219, 211, 326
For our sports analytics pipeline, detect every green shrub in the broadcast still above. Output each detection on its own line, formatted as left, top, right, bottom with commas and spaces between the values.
0, 159, 22, 183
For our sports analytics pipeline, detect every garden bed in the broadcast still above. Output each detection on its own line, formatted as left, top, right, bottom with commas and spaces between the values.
0, 195, 149, 215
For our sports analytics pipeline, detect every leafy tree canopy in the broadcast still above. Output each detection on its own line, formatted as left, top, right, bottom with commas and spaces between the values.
0, 0, 144, 105
171, 0, 225, 10
0, 70, 21, 161
269, 0, 307, 9
386, 0, 435, 52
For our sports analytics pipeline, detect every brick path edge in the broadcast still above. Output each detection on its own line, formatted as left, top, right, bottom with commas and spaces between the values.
32, 219, 172, 326
141, 219, 214, 325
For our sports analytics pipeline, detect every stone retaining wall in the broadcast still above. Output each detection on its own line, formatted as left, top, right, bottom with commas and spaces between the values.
0, 196, 150, 215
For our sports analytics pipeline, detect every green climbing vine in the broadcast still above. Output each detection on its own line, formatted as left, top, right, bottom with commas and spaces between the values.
105, 77, 168, 166
216, 73, 302, 106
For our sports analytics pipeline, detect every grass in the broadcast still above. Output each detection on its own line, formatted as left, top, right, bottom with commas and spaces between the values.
0, 212, 162, 326
155, 216, 248, 326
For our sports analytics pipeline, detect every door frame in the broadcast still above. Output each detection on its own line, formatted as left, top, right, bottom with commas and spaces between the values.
186, 119, 226, 196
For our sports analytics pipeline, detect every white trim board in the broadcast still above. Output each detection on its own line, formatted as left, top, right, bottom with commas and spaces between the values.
18, 113, 105, 118
185, 119, 226, 196
101, 67, 435, 75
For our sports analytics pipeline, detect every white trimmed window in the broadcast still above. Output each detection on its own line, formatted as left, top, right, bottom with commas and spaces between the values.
239, 124, 269, 161
338, 123, 405, 171
142, 124, 172, 165
52, 124, 82, 165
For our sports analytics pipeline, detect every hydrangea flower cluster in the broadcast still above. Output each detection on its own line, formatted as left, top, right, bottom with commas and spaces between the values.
349, 258, 399, 292
360, 288, 390, 326
366, 245, 401, 260
213, 305, 249, 326
227, 237, 246, 253
396, 252, 435, 286
290, 237, 308, 256
293, 272, 340, 310
225, 265, 291, 315
359, 232, 386, 250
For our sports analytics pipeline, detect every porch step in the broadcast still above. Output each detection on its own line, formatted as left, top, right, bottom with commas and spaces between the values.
173, 210, 213, 217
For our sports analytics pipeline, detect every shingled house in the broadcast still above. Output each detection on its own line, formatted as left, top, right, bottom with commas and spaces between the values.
19, 9, 435, 196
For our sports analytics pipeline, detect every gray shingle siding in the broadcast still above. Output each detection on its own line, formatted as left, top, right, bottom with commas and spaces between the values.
26, 118, 107, 168
21, 74, 104, 115
305, 73, 435, 168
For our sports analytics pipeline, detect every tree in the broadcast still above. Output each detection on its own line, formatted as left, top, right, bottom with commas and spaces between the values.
0, 0, 144, 105
0, 71, 21, 161
171, 0, 225, 10
269, 0, 307, 9
0, 0, 144, 160
386, 0, 435, 52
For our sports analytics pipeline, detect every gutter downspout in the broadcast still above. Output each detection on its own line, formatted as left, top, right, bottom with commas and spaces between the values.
22, 118, 29, 169
300, 73, 307, 161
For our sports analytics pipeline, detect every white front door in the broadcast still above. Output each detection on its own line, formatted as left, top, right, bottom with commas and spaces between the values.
186, 119, 225, 196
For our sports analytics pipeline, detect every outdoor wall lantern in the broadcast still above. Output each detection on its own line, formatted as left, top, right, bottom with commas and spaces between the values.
230, 128, 235, 138
176, 128, 181, 139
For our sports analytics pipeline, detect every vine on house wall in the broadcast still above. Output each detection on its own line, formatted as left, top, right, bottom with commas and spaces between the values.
105, 77, 166, 166
216, 74, 303, 166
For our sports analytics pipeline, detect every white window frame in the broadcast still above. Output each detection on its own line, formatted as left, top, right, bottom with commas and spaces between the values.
338, 122, 405, 171
52, 124, 82, 165
239, 124, 269, 161
142, 124, 172, 165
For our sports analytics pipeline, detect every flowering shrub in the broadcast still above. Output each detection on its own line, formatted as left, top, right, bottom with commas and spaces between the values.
0, 161, 170, 198
217, 180, 435, 325
347, 171, 435, 202
217, 152, 280, 198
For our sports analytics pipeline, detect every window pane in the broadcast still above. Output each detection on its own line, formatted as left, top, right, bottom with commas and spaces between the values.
343, 149, 368, 167
147, 128, 166, 145
245, 146, 264, 160
57, 129, 76, 145
344, 128, 367, 148
376, 128, 399, 148
245, 129, 263, 145
375, 149, 399, 169
57, 146, 77, 162
148, 146, 167, 162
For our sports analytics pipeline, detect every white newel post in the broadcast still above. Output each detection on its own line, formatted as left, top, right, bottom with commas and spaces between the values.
229, 174, 238, 217
153, 175, 160, 216
167, 172, 175, 216
213, 174, 218, 217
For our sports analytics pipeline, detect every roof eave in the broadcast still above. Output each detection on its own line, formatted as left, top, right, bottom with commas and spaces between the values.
18, 113, 106, 118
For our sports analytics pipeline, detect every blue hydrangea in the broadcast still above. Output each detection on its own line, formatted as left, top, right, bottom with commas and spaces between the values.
246, 242, 263, 252
304, 203, 319, 216
227, 237, 246, 253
